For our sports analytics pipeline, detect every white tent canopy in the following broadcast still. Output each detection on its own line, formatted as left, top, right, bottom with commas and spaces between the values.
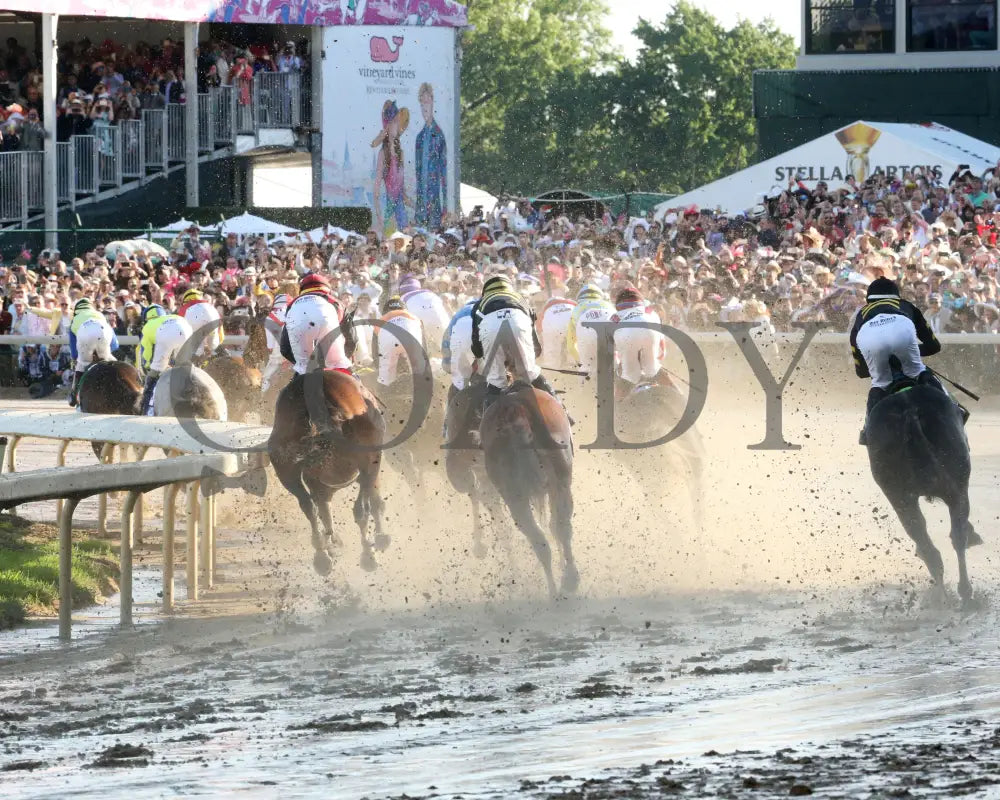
219, 212, 296, 238
149, 218, 218, 236
460, 183, 499, 215
653, 121, 1000, 217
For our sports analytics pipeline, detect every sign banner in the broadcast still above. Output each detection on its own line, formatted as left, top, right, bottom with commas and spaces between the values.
321, 26, 457, 235
0, 0, 467, 26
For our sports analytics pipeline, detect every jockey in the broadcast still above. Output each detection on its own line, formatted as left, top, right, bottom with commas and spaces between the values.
261, 292, 289, 392
280, 273, 354, 376
851, 277, 967, 445
375, 296, 423, 389
177, 286, 223, 361
567, 284, 615, 377
399, 275, 450, 356
470, 274, 561, 407
138, 304, 194, 415
442, 298, 479, 399
537, 294, 577, 369
613, 285, 665, 391
67, 298, 119, 407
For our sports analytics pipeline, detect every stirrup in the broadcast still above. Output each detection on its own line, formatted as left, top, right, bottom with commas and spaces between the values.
958, 404, 970, 425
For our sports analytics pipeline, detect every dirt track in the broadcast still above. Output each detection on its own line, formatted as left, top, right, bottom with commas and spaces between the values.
2, 348, 1000, 798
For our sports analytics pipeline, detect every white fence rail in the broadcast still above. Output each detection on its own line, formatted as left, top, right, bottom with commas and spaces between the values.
0, 410, 269, 641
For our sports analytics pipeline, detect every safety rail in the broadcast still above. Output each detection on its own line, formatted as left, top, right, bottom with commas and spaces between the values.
0, 76, 305, 227
73, 135, 99, 196
120, 119, 145, 180
166, 103, 185, 162
254, 71, 301, 129
0, 410, 270, 641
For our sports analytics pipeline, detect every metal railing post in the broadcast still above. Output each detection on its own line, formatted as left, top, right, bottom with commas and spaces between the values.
163, 482, 180, 611
19, 152, 28, 229
200, 484, 213, 589
97, 442, 114, 536
186, 480, 199, 601
133, 445, 147, 544
58, 496, 81, 641
120, 489, 141, 629
55, 439, 69, 520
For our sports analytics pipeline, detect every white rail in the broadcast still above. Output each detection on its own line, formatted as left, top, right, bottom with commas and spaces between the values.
0, 411, 269, 641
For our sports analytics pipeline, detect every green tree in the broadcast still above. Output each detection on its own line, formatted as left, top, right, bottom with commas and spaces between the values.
460, 0, 614, 194
614, 2, 796, 196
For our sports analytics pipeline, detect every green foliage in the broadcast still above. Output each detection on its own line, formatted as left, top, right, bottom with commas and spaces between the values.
460, 1, 796, 197
0, 517, 117, 630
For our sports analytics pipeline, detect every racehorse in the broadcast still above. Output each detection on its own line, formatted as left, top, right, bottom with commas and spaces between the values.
480, 383, 578, 597
616, 376, 705, 531
77, 360, 142, 459
268, 370, 388, 575
202, 351, 261, 423
867, 360, 982, 606
444, 378, 499, 559
151, 365, 229, 421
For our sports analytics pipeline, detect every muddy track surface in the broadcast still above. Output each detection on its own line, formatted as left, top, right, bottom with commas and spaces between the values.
2, 589, 1000, 798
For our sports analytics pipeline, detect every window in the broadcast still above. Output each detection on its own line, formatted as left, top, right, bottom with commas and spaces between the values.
908, 0, 997, 51
807, 0, 897, 54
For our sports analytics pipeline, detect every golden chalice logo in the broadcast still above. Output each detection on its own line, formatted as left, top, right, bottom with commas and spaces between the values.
835, 122, 881, 182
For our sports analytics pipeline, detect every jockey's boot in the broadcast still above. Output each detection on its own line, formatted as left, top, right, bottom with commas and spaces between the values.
482, 383, 503, 415
531, 374, 575, 426
140, 371, 159, 416
959, 403, 970, 425
67, 371, 81, 407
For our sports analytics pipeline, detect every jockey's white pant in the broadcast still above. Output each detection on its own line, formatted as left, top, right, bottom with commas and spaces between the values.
479, 308, 541, 389
447, 313, 478, 390
405, 291, 449, 355
74, 319, 115, 372
260, 347, 286, 392
182, 302, 222, 357
284, 295, 350, 375
352, 321, 374, 366
148, 317, 193, 373
377, 315, 424, 387
615, 308, 664, 385
539, 302, 575, 368
856, 313, 925, 389
575, 308, 616, 376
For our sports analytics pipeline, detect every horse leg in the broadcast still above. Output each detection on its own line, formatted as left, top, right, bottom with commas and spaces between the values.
272, 457, 329, 575
354, 486, 377, 573
891, 493, 945, 596
470, 488, 487, 559
304, 474, 342, 550
947, 493, 974, 605
504, 493, 557, 599
550, 484, 578, 595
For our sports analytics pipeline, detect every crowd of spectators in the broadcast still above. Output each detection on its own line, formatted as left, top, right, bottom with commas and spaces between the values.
0, 161, 999, 396
0, 32, 308, 152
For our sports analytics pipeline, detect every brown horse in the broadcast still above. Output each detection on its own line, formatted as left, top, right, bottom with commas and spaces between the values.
268, 370, 388, 575
77, 360, 143, 459
196, 317, 267, 423
480, 383, 578, 597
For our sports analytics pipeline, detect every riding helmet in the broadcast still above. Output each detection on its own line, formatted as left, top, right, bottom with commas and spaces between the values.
181, 288, 203, 303
615, 285, 643, 305
73, 298, 92, 313
482, 275, 514, 295
398, 276, 421, 294
577, 284, 604, 302
866, 277, 900, 300
299, 273, 330, 291
142, 304, 165, 323
273, 293, 290, 309
384, 296, 405, 312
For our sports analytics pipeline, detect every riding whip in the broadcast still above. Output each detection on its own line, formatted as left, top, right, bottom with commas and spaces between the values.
928, 368, 981, 402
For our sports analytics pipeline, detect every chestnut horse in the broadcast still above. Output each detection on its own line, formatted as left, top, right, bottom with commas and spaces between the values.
480, 383, 578, 597
268, 371, 388, 575
200, 318, 267, 422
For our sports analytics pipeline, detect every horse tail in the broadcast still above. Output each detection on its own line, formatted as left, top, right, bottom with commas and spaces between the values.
493, 398, 546, 501
901, 402, 940, 503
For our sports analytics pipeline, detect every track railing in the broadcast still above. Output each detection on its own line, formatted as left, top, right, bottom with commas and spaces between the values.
0, 410, 269, 641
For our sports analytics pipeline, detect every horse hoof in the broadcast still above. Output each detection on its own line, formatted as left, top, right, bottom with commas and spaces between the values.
313, 550, 334, 576
360, 551, 378, 572
561, 570, 580, 595
373, 534, 391, 552
967, 531, 984, 548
